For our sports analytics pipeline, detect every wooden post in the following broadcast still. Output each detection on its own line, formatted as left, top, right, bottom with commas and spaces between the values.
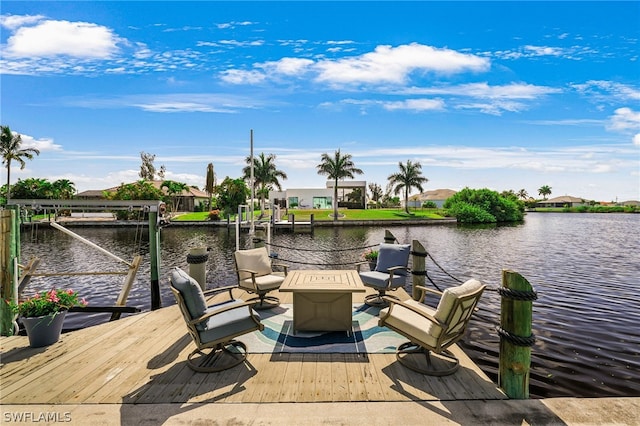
149, 210, 161, 310
110, 255, 142, 321
290, 213, 295, 232
411, 239, 426, 301
499, 269, 535, 399
1, 209, 18, 336
384, 230, 396, 244
310, 213, 314, 232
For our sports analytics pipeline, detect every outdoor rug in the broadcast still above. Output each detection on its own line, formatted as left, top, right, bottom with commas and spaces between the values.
237, 304, 407, 354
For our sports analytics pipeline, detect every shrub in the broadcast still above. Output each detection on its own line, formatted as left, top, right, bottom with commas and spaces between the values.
444, 187, 525, 223
422, 201, 437, 208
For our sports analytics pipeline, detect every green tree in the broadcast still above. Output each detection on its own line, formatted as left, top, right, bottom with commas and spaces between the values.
538, 185, 552, 200
517, 189, 529, 200
10, 178, 52, 199
105, 180, 164, 219
243, 152, 287, 215
139, 151, 156, 180
444, 187, 525, 223
316, 149, 363, 220
217, 177, 250, 217
205, 162, 216, 210
387, 159, 428, 214
161, 180, 189, 212
51, 179, 76, 199
368, 182, 383, 208
1, 126, 40, 205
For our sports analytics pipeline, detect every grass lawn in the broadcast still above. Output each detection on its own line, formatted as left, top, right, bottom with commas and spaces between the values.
172, 208, 448, 222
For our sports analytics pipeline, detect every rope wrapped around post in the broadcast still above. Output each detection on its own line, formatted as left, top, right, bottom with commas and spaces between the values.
499, 269, 536, 399
187, 247, 209, 291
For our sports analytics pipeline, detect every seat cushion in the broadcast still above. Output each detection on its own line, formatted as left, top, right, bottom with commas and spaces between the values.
170, 267, 207, 320
359, 270, 406, 290
380, 299, 439, 348
375, 243, 411, 276
199, 300, 262, 345
235, 247, 273, 280
239, 273, 284, 293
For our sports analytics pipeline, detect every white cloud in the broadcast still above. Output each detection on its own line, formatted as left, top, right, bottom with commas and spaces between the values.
382, 98, 445, 112
315, 43, 490, 85
258, 57, 314, 75
16, 133, 62, 152
633, 133, 640, 146
0, 14, 45, 30
608, 107, 640, 132
4, 19, 120, 58
220, 69, 267, 84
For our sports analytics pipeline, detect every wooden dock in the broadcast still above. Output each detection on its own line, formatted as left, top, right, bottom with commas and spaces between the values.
1, 288, 505, 405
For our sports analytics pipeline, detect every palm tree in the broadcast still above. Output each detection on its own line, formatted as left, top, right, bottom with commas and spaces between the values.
517, 189, 529, 200
1, 126, 40, 205
161, 180, 189, 213
205, 163, 216, 210
538, 185, 552, 200
368, 182, 383, 208
388, 159, 429, 214
242, 152, 287, 215
51, 179, 76, 199
316, 149, 363, 220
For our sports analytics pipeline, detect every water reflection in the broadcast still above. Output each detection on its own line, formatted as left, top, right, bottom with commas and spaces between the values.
18, 213, 640, 399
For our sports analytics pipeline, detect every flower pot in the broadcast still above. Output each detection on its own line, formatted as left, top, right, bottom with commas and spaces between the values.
368, 261, 377, 271
21, 311, 66, 348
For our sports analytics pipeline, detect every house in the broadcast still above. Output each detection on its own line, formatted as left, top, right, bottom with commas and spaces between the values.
269, 180, 367, 210
76, 180, 209, 212
536, 195, 588, 208
406, 189, 457, 208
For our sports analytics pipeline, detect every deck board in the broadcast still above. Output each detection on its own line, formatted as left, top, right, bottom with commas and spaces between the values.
0, 288, 506, 405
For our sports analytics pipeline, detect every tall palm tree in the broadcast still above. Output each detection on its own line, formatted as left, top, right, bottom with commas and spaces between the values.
205, 162, 216, 210
242, 152, 287, 215
388, 159, 429, 214
317, 149, 363, 220
538, 185, 552, 200
1, 126, 40, 205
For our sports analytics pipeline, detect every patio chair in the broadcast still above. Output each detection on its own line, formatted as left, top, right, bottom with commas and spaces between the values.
358, 243, 411, 307
378, 278, 485, 376
170, 267, 264, 372
234, 246, 288, 309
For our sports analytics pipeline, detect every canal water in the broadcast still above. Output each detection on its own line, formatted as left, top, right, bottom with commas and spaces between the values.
18, 212, 640, 399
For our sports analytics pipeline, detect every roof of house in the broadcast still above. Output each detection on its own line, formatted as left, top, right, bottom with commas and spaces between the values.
408, 189, 457, 201
540, 195, 585, 203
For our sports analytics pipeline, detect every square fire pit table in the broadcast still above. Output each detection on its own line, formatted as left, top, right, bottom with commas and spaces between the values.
279, 270, 366, 334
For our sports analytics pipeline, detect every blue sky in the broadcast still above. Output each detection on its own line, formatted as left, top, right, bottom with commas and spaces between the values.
1, 1, 639, 202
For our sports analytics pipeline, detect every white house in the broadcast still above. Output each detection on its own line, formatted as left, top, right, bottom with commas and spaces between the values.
269, 180, 367, 209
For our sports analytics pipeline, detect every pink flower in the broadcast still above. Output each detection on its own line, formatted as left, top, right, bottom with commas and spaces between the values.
80, 298, 88, 306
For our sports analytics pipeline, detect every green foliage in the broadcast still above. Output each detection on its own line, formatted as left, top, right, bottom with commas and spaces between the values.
8, 288, 87, 318
217, 177, 250, 217
444, 187, 525, 223
106, 180, 164, 219
422, 201, 437, 208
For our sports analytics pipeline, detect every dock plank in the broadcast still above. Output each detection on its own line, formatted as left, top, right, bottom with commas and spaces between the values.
0, 288, 506, 405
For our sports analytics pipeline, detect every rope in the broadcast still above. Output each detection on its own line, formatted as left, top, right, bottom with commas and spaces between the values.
270, 257, 363, 267
497, 287, 538, 301
426, 252, 464, 284
186, 253, 209, 264
496, 327, 536, 347
260, 240, 378, 253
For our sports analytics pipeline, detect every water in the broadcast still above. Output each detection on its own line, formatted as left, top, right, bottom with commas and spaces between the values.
17, 213, 640, 398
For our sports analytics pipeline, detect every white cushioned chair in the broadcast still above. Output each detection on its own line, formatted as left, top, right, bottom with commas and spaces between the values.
379, 279, 485, 376
358, 243, 411, 307
234, 246, 288, 309
170, 267, 263, 372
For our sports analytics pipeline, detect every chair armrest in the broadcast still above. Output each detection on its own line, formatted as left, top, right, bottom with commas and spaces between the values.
380, 297, 447, 331
273, 263, 289, 276
414, 285, 442, 301
203, 285, 238, 301
189, 300, 259, 326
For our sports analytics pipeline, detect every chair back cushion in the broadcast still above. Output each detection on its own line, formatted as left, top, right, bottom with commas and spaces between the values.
375, 243, 411, 276
170, 267, 207, 320
235, 247, 273, 280
434, 279, 484, 337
